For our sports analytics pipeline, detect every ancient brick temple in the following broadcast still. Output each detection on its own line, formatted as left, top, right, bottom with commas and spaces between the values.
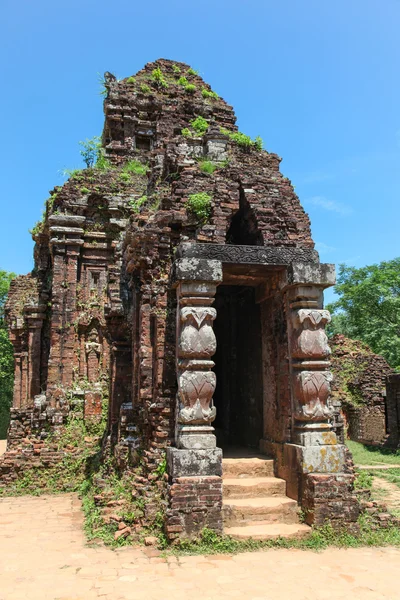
2, 59, 360, 538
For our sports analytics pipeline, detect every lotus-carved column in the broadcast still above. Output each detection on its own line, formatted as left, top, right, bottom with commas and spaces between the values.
174, 258, 223, 449
286, 284, 336, 446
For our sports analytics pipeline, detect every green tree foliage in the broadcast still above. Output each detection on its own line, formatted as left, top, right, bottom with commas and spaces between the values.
0, 271, 15, 438
327, 259, 400, 369
79, 136, 101, 168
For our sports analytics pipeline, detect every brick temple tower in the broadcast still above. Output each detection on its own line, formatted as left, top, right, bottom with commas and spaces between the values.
2, 59, 359, 539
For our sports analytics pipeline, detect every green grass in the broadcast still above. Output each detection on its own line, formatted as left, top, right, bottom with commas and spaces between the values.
169, 516, 400, 555
347, 440, 400, 466
198, 160, 218, 174
122, 160, 149, 176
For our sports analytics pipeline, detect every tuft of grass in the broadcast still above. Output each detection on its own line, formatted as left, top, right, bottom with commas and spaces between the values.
177, 76, 188, 86
80, 187, 90, 194
122, 160, 149, 176
172, 64, 181, 74
185, 84, 196, 93
202, 88, 219, 100
126, 76, 135, 84
140, 83, 151, 93
129, 195, 147, 213
187, 68, 198, 76
347, 440, 400, 466
198, 160, 218, 174
220, 128, 263, 151
181, 128, 191, 138
186, 192, 212, 223
354, 469, 374, 490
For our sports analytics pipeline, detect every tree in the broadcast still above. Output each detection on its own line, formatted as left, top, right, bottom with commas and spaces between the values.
78, 136, 101, 168
0, 270, 15, 438
327, 259, 400, 370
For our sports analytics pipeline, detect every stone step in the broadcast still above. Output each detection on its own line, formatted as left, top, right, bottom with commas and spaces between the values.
225, 522, 310, 541
223, 477, 286, 498
223, 496, 299, 527
222, 457, 274, 478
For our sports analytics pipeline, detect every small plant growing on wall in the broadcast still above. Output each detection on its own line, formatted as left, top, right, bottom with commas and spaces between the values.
181, 116, 209, 138
186, 192, 212, 223
201, 88, 219, 100
185, 84, 196, 94
151, 67, 168, 89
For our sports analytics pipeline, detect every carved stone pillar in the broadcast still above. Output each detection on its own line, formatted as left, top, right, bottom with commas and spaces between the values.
280, 262, 359, 527
175, 259, 222, 449
166, 257, 223, 542
287, 284, 335, 447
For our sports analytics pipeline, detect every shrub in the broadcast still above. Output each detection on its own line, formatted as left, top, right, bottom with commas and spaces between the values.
140, 83, 151, 93
191, 116, 209, 135
202, 88, 219, 100
185, 84, 196, 93
186, 192, 212, 223
126, 76, 135, 84
79, 136, 101, 168
151, 67, 168, 89
187, 68, 198, 76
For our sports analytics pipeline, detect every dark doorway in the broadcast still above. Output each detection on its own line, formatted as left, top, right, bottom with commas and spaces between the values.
213, 285, 264, 449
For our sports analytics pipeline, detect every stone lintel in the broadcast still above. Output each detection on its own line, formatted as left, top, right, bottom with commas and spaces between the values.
167, 447, 222, 478
176, 242, 320, 266
173, 258, 223, 283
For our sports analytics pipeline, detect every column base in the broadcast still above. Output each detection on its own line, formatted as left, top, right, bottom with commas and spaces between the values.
177, 425, 216, 449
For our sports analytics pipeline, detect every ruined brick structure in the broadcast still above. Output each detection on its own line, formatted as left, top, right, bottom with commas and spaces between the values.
2, 59, 360, 536
330, 335, 399, 448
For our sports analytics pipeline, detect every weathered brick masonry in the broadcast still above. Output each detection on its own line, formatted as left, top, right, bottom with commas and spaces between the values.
2, 59, 361, 535
330, 335, 397, 447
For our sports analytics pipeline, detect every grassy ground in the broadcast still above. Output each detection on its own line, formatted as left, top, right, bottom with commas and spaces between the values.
347, 440, 400, 466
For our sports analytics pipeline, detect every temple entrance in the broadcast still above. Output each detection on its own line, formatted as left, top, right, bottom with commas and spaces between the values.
213, 284, 264, 449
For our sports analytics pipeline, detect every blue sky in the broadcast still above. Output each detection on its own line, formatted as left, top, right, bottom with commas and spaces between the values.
1, 0, 399, 304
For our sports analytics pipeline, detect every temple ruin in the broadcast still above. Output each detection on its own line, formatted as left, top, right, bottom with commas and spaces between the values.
1, 59, 361, 540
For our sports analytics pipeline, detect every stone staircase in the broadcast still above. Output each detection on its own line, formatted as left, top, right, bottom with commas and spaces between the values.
222, 451, 310, 540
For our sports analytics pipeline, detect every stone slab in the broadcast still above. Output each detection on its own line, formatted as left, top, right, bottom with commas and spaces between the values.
167, 447, 222, 477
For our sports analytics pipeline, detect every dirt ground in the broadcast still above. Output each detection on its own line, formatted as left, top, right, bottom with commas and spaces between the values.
372, 476, 400, 514
0, 493, 399, 600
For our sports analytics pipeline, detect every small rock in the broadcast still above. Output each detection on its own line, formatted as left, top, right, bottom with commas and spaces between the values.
118, 521, 128, 530
109, 513, 122, 522
144, 536, 158, 546
114, 527, 131, 541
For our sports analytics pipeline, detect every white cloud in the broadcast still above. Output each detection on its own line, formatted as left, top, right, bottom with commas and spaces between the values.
305, 196, 353, 216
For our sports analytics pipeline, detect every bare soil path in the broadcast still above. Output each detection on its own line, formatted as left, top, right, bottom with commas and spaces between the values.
372, 477, 400, 514
0, 494, 400, 600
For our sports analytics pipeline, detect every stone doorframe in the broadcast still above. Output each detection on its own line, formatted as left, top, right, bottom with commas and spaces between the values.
165, 244, 359, 540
